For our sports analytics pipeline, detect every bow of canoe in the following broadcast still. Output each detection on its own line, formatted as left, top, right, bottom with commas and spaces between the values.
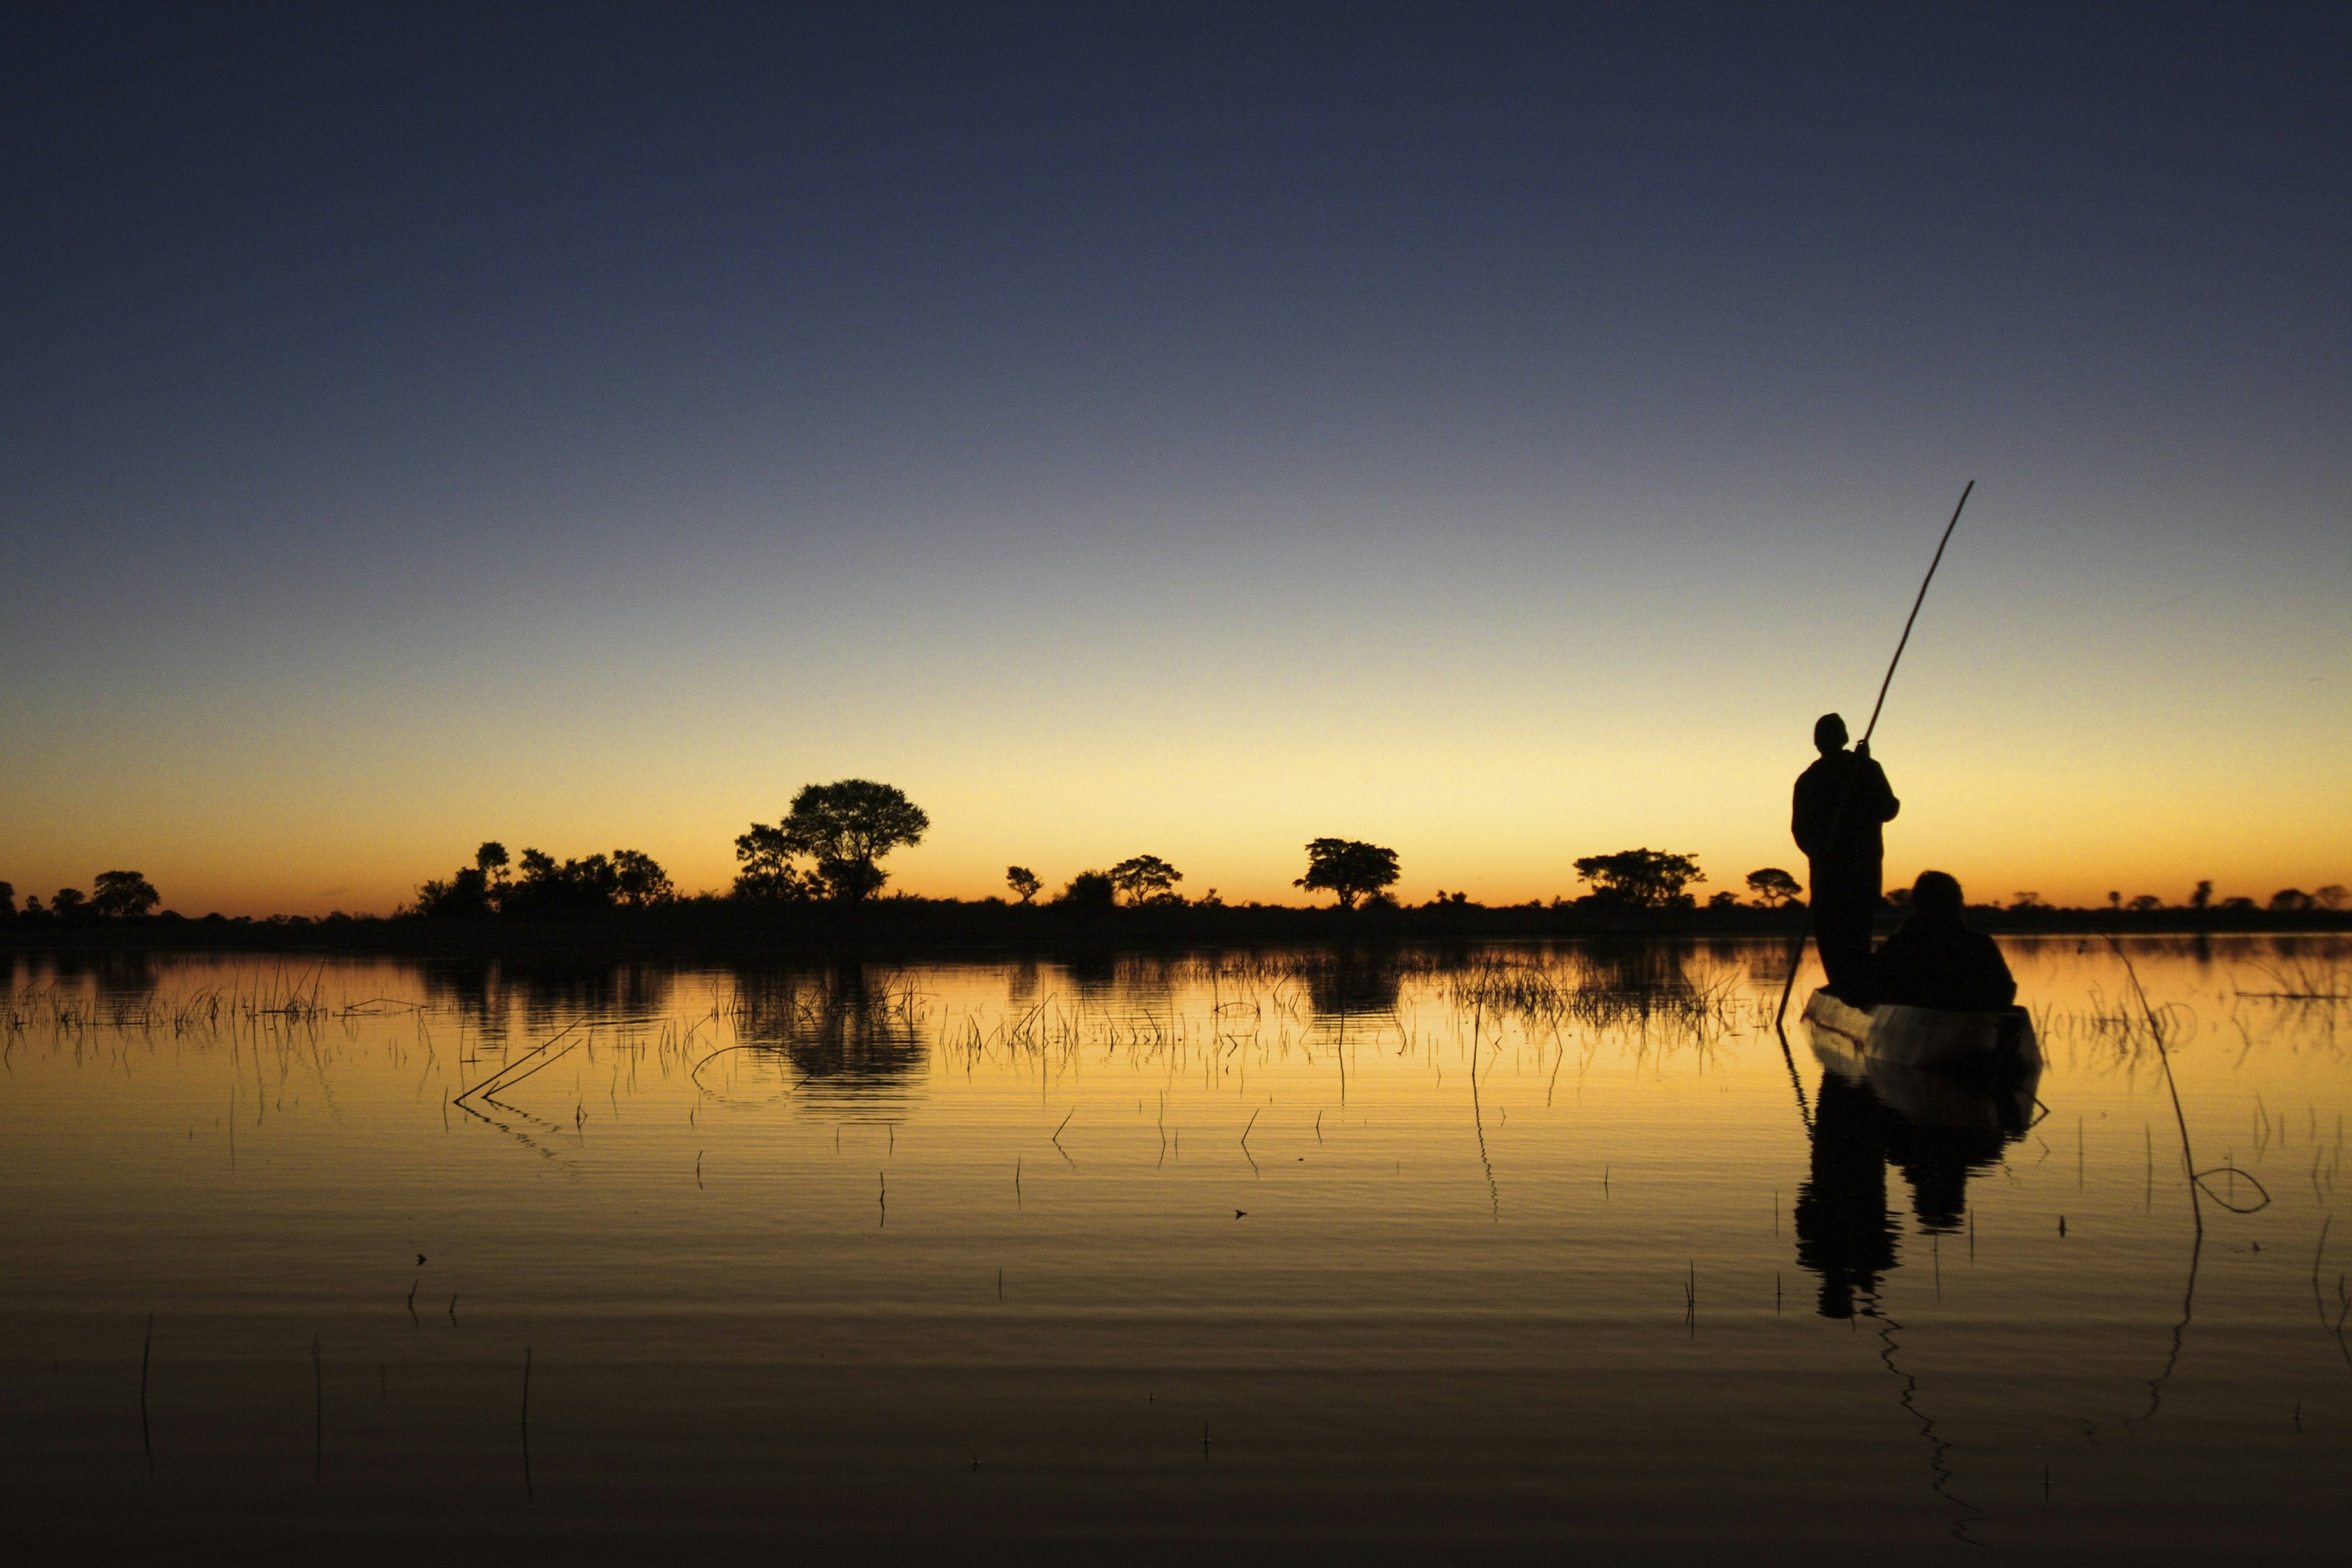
1801, 986, 2039, 1075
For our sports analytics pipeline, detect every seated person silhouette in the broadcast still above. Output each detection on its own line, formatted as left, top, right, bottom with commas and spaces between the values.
1872, 871, 2016, 1011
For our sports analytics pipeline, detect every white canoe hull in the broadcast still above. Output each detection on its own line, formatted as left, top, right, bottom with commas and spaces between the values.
1800, 987, 2038, 1075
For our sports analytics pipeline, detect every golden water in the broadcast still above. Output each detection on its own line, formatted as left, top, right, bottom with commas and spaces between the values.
3, 938, 2346, 1562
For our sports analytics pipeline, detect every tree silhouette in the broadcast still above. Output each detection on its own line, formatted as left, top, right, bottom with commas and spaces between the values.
1294, 839, 1400, 909
1108, 855, 1183, 905
1006, 866, 1041, 904
2190, 879, 2213, 911
2127, 895, 2163, 913
1744, 867, 1801, 908
90, 869, 160, 918
507, 849, 616, 913
2270, 888, 2316, 911
1056, 870, 1116, 909
406, 841, 512, 914
2317, 885, 2349, 911
50, 888, 88, 919
732, 823, 815, 901
416, 844, 668, 915
414, 861, 493, 917
507, 849, 580, 912
740, 780, 929, 902
0, 881, 13, 920
611, 849, 673, 907
1573, 849, 1705, 909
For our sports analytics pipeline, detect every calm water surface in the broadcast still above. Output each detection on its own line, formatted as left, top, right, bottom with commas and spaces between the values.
3, 939, 2348, 1562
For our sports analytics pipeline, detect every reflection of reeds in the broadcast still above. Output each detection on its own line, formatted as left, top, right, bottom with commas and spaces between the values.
2314, 1218, 2352, 1370
2032, 987, 2196, 1077
2238, 956, 2350, 1054
1445, 950, 1742, 1041
2241, 955, 2351, 1003
2107, 939, 2271, 1222
723, 968, 928, 1040
720, 966, 929, 1100
3, 974, 333, 1039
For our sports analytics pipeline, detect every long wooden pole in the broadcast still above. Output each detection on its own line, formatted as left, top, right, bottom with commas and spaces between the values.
1774, 481, 1976, 1025
1861, 480, 1973, 746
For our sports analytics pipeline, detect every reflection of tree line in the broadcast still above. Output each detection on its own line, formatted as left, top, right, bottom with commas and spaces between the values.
729, 964, 925, 1087
419, 959, 930, 1093
9, 947, 165, 998
422, 960, 678, 1050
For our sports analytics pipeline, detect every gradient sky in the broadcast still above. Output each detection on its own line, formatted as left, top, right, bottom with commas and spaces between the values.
5, 1, 2348, 916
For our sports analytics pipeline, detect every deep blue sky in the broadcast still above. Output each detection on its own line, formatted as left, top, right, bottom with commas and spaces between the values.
5, 1, 2348, 911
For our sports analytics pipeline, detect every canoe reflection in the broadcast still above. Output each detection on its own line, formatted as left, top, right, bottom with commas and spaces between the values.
1794, 1032, 2041, 1317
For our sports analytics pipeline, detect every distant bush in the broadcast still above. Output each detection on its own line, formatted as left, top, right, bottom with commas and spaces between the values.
91, 870, 160, 918
1574, 849, 1704, 909
1055, 870, 1115, 910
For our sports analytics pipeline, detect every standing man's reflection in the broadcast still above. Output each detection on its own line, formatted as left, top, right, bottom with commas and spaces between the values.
1794, 1074, 1898, 1317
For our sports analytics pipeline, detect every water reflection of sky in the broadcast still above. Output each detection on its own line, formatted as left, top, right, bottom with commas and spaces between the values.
1, 936, 2346, 1557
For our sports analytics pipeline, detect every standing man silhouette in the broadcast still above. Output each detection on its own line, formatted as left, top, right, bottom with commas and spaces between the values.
1791, 712, 1899, 1002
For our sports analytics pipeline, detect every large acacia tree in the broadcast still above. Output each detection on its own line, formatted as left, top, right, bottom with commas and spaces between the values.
1295, 839, 1400, 909
738, 779, 929, 902
1107, 854, 1183, 905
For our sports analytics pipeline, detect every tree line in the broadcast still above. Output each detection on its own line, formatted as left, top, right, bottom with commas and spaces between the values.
405, 779, 2337, 920
0, 871, 159, 923
6, 778, 2342, 923
410, 842, 675, 918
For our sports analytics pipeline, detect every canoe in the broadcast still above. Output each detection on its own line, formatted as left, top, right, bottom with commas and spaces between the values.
1800, 987, 2039, 1075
